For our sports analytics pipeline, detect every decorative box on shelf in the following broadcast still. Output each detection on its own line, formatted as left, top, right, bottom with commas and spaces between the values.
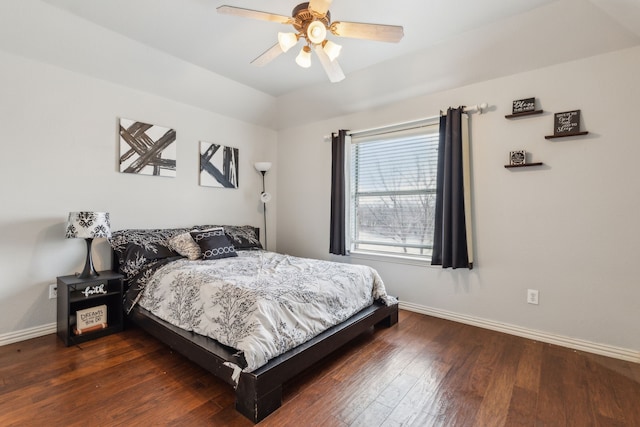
504, 150, 544, 169
509, 150, 526, 166
56, 270, 124, 346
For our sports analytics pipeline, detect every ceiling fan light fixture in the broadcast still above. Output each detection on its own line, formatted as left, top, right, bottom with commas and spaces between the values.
217, 2, 404, 82
278, 32, 298, 53
306, 20, 327, 44
322, 39, 342, 61
295, 45, 312, 68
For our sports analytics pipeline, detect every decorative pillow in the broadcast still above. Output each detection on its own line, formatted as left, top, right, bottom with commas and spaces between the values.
109, 228, 187, 279
169, 231, 202, 260
221, 225, 262, 250
190, 228, 238, 260
190, 225, 262, 250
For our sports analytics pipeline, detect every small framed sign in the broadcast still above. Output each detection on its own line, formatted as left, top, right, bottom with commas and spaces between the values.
554, 110, 581, 135
75, 304, 107, 334
512, 98, 536, 114
509, 150, 526, 166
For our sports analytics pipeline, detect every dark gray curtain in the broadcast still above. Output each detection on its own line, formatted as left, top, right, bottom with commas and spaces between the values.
329, 130, 348, 255
432, 108, 472, 269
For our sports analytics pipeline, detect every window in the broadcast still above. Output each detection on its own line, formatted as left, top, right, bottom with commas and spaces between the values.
349, 121, 439, 259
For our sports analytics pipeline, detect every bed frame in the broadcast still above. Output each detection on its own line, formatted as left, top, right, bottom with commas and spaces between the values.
113, 252, 398, 423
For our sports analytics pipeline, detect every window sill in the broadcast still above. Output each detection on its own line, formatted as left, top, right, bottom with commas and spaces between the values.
349, 250, 435, 267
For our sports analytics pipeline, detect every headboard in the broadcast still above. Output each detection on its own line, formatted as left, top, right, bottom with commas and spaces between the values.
109, 224, 261, 278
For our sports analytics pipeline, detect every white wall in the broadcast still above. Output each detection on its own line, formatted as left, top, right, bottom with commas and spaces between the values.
276, 46, 640, 353
0, 50, 277, 336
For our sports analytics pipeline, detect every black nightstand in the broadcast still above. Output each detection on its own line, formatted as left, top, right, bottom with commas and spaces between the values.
56, 271, 124, 346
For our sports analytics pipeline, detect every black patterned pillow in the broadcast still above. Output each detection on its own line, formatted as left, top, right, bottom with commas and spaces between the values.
221, 225, 262, 250
190, 228, 238, 260
190, 225, 262, 250
109, 228, 186, 279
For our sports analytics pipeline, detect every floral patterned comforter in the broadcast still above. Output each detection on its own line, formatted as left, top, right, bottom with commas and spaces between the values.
134, 250, 397, 372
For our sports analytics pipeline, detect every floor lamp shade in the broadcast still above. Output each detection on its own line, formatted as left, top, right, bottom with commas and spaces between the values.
65, 212, 111, 279
254, 162, 272, 173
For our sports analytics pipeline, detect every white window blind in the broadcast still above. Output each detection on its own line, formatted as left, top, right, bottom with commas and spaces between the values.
350, 122, 439, 258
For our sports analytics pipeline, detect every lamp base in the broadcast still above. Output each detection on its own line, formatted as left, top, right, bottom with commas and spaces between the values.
76, 271, 100, 279
76, 238, 99, 279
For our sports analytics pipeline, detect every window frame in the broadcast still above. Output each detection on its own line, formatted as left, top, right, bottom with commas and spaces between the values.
346, 118, 440, 262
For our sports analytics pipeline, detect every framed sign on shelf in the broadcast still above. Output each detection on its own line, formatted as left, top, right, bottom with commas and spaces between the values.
512, 97, 536, 114
553, 110, 581, 135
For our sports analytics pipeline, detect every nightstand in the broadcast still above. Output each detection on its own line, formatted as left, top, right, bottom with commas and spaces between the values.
56, 271, 124, 346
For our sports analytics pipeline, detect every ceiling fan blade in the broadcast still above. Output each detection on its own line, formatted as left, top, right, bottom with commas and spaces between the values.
314, 45, 345, 83
251, 43, 284, 67
308, 0, 333, 16
217, 5, 292, 24
331, 21, 404, 43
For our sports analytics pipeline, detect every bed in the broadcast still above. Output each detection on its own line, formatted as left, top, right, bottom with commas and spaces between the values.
109, 225, 398, 422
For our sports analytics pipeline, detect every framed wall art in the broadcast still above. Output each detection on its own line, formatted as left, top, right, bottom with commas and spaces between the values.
199, 141, 239, 188
119, 118, 176, 177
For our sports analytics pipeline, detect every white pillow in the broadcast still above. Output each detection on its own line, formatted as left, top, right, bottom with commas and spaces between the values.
169, 231, 202, 260
169, 228, 225, 260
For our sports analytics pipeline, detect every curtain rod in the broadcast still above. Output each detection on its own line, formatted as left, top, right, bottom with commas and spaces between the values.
325, 102, 488, 141
461, 103, 488, 114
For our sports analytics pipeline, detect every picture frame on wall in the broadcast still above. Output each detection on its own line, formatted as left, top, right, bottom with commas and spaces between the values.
199, 141, 239, 188
118, 118, 176, 177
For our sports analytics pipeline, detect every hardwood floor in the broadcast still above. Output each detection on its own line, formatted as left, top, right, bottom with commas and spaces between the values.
1, 310, 638, 426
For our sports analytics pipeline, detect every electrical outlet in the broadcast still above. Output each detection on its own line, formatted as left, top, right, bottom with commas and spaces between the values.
527, 289, 539, 305
48, 284, 57, 299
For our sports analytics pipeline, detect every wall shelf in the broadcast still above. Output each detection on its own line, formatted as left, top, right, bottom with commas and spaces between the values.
505, 110, 544, 119
544, 131, 589, 139
504, 162, 544, 169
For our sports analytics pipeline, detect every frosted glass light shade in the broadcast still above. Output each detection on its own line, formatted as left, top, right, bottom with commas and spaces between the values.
260, 192, 272, 203
323, 40, 342, 61
306, 21, 327, 44
278, 32, 298, 52
254, 162, 272, 172
296, 46, 312, 68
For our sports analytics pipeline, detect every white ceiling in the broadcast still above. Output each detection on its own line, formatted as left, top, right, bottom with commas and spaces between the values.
40, 0, 560, 96
2, 0, 640, 129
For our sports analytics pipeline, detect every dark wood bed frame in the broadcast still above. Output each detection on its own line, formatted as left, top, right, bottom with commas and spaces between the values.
113, 252, 398, 423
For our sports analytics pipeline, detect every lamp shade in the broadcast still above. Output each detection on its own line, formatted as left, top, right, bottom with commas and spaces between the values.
65, 212, 111, 239
295, 45, 312, 68
260, 192, 272, 203
254, 162, 272, 172
322, 40, 342, 61
278, 32, 298, 53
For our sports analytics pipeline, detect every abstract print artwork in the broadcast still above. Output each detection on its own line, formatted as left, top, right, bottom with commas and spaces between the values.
199, 141, 239, 188
119, 118, 176, 177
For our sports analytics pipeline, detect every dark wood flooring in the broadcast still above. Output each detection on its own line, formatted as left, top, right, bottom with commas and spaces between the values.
1, 310, 639, 426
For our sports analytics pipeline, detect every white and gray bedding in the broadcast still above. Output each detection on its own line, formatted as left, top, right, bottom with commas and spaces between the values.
110, 225, 397, 373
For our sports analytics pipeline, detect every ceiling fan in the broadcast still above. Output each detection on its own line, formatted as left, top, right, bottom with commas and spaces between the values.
217, 0, 404, 83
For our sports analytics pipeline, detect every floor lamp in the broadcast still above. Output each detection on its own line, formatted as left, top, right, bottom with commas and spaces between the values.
254, 162, 272, 250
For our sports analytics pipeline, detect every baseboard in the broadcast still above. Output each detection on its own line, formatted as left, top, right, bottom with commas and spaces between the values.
399, 301, 640, 364
3, 306, 638, 364
0, 323, 56, 347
